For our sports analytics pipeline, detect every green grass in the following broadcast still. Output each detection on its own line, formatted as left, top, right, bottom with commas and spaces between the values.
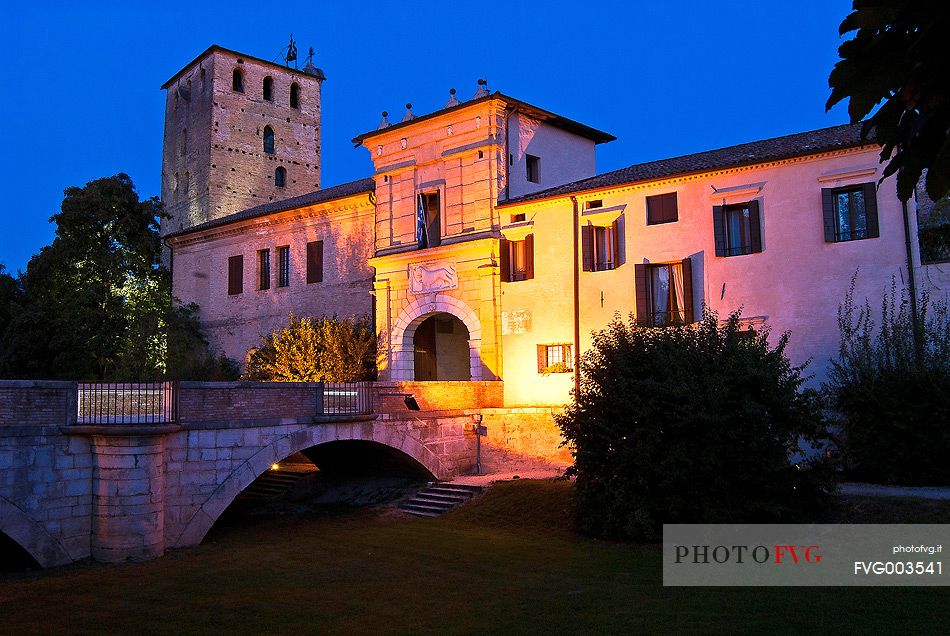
1, 480, 948, 635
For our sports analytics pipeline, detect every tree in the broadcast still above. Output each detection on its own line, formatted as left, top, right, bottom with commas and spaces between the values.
824, 276, 950, 485
556, 310, 835, 541
0, 174, 236, 381
244, 314, 377, 382
827, 1, 950, 201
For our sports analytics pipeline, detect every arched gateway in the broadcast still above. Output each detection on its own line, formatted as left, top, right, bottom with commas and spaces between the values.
389, 294, 483, 381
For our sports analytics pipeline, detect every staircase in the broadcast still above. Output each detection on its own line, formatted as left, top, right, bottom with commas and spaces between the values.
236, 469, 310, 504
398, 482, 483, 517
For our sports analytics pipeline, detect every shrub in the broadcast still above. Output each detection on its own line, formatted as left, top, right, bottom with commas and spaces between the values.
825, 276, 950, 485
244, 314, 377, 382
555, 309, 834, 541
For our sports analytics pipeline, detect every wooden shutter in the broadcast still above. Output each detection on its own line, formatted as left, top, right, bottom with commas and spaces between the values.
581, 224, 593, 271
524, 234, 535, 280
748, 200, 762, 254
821, 188, 836, 242
611, 219, 623, 268
712, 206, 726, 256
536, 344, 547, 373
227, 255, 243, 295
499, 238, 511, 282
634, 263, 649, 325
863, 182, 880, 238
306, 240, 323, 284
681, 257, 694, 324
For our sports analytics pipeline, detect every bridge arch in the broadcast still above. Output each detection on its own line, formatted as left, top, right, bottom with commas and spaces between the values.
390, 293, 482, 381
172, 420, 440, 548
0, 495, 72, 568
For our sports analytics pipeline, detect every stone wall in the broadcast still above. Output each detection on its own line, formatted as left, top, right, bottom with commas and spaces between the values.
177, 381, 323, 424
374, 381, 503, 413
479, 407, 572, 472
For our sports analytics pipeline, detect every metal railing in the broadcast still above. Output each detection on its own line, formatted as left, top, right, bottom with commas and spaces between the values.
321, 382, 373, 415
76, 382, 177, 425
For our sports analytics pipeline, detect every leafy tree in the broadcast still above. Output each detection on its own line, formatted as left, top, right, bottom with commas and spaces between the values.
0, 263, 19, 342
827, 1, 950, 201
244, 314, 377, 382
825, 275, 950, 485
0, 174, 236, 381
556, 310, 835, 541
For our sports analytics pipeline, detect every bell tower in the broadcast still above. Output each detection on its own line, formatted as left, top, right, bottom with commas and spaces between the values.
160, 43, 325, 235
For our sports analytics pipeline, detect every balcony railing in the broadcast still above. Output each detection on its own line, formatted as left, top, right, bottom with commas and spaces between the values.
321, 382, 374, 415
77, 382, 177, 425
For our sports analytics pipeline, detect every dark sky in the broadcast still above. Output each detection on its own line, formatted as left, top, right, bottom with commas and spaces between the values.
0, 0, 854, 273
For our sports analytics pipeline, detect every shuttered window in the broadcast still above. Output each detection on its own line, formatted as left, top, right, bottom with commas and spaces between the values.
227, 255, 243, 295
582, 220, 623, 271
634, 258, 694, 326
499, 234, 535, 282
536, 344, 573, 373
306, 240, 323, 284
713, 200, 763, 256
821, 183, 879, 242
646, 192, 678, 225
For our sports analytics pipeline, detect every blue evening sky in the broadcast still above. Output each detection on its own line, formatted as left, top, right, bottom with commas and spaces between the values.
0, 0, 854, 273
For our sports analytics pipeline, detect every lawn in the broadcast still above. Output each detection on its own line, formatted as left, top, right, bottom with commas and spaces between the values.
1, 480, 947, 635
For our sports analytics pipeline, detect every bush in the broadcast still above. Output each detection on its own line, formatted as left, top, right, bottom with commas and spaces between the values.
555, 309, 834, 541
244, 314, 376, 382
825, 276, 950, 485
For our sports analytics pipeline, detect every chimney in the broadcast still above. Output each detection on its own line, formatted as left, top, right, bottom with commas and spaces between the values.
445, 88, 461, 108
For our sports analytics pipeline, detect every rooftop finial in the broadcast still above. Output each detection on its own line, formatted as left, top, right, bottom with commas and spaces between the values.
473, 78, 489, 99
378, 111, 390, 129
402, 103, 416, 122
286, 34, 298, 68
302, 46, 326, 80
445, 88, 461, 108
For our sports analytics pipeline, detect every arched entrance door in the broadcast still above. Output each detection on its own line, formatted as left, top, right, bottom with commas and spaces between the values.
413, 313, 471, 381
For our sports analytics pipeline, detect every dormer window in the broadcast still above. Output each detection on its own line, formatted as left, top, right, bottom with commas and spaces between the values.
263, 76, 273, 101
290, 83, 300, 109
232, 68, 244, 92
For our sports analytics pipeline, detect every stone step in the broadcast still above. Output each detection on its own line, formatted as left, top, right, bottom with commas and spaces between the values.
398, 500, 452, 514
414, 492, 466, 504
429, 482, 483, 494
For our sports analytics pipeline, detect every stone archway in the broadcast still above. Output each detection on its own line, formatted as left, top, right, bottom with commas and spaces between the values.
0, 496, 73, 568
389, 294, 482, 381
170, 420, 441, 549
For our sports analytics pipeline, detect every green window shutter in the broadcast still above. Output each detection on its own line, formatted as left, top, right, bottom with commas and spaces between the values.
681, 257, 694, 324
821, 188, 836, 242
634, 263, 649, 325
863, 182, 880, 238
713, 206, 726, 256
524, 234, 535, 280
748, 200, 762, 254
581, 224, 594, 271
499, 238, 510, 282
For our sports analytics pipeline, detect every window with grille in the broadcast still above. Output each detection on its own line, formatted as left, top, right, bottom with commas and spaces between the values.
277, 246, 290, 287
537, 344, 573, 373
258, 249, 270, 290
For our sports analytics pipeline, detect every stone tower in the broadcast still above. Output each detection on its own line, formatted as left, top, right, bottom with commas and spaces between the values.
160, 45, 325, 234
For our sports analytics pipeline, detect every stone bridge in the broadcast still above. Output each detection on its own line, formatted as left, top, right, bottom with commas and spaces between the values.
0, 380, 568, 568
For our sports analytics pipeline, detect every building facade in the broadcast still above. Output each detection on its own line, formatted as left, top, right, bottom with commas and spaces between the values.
163, 46, 950, 406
